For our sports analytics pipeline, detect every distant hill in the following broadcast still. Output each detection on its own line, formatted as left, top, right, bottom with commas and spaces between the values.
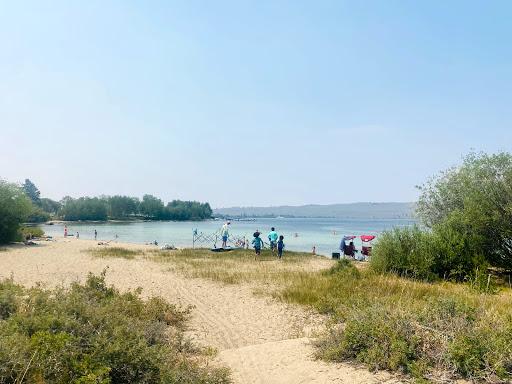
213, 202, 416, 220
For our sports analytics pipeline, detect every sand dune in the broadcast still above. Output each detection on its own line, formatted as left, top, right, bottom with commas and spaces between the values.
0, 239, 400, 383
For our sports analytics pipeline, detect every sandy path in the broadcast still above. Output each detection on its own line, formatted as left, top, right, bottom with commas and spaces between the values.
0, 239, 399, 383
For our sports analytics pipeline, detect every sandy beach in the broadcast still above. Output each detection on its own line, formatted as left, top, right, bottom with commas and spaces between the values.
0, 238, 400, 384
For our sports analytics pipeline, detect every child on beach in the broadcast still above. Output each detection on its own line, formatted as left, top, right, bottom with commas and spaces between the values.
277, 235, 285, 259
252, 231, 263, 259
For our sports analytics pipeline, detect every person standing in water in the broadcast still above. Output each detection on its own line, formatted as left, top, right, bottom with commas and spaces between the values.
76, 232, 79, 239
94, 229, 97, 240
268, 227, 278, 254
221, 221, 230, 248
64, 226, 68, 237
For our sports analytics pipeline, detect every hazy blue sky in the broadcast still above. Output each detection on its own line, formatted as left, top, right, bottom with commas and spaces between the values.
1, 1, 510, 207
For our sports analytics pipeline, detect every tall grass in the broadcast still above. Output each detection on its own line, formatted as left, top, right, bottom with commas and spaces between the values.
86, 247, 142, 260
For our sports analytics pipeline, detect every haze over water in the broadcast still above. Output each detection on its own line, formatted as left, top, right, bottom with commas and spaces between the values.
40, 217, 415, 256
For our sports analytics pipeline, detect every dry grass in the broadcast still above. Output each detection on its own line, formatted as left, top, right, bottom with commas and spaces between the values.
145, 248, 331, 285
85, 246, 143, 260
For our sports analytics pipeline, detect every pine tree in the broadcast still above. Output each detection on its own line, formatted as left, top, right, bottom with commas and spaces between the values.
22, 179, 41, 206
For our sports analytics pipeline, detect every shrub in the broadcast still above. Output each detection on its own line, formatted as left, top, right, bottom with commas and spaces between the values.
371, 225, 487, 281
0, 180, 33, 244
417, 151, 512, 270
0, 272, 230, 384
288, 264, 512, 381
371, 226, 438, 280
19, 226, 45, 240
318, 305, 418, 372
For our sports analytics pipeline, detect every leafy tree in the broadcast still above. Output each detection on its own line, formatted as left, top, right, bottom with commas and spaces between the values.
60, 197, 108, 221
417, 151, 512, 270
139, 195, 164, 219
21, 181, 57, 223
40, 198, 61, 215
26, 208, 50, 223
165, 200, 212, 220
21, 179, 41, 206
0, 180, 33, 243
107, 195, 140, 219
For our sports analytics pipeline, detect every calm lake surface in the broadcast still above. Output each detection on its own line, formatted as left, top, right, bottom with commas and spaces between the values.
40, 218, 415, 257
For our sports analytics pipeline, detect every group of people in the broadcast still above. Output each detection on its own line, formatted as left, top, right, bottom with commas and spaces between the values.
220, 222, 285, 259
339, 237, 366, 261
64, 226, 99, 241
63, 226, 83, 239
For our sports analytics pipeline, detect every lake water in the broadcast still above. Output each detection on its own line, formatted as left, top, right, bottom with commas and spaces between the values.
39, 218, 415, 257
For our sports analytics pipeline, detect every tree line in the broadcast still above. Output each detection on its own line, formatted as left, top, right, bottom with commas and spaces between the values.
58, 195, 212, 221
0, 179, 212, 243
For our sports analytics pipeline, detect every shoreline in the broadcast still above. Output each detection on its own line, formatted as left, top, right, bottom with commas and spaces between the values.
41, 218, 218, 225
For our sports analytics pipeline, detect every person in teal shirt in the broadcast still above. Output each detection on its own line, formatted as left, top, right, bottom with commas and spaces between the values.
252, 231, 264, 259
268, 227, 278, 254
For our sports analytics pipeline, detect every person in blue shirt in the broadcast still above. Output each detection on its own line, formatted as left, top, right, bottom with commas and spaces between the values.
252, 231, 264, 259
268, 227, 278, 254
277, 235, 285, 259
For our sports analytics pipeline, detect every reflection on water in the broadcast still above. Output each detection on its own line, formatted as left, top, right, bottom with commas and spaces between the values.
40, 217, 416, 257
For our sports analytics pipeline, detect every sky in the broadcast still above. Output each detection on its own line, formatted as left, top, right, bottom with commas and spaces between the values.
0, 1, 511, 208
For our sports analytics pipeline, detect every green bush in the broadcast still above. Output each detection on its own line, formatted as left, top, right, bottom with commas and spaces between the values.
371, 225, 487, 281
0, 272, 230, 384
0, 180, 33, 244
371, 226, 439, 280
447, 322, 512, 380
318, 305, 418, 372
417, 151, 512, 270
19, 226, 45, 240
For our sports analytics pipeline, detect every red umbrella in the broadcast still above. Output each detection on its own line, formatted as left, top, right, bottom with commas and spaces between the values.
360, 235, 376, 242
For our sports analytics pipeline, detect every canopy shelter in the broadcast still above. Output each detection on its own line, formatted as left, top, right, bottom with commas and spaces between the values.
360, 235, 376, 257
